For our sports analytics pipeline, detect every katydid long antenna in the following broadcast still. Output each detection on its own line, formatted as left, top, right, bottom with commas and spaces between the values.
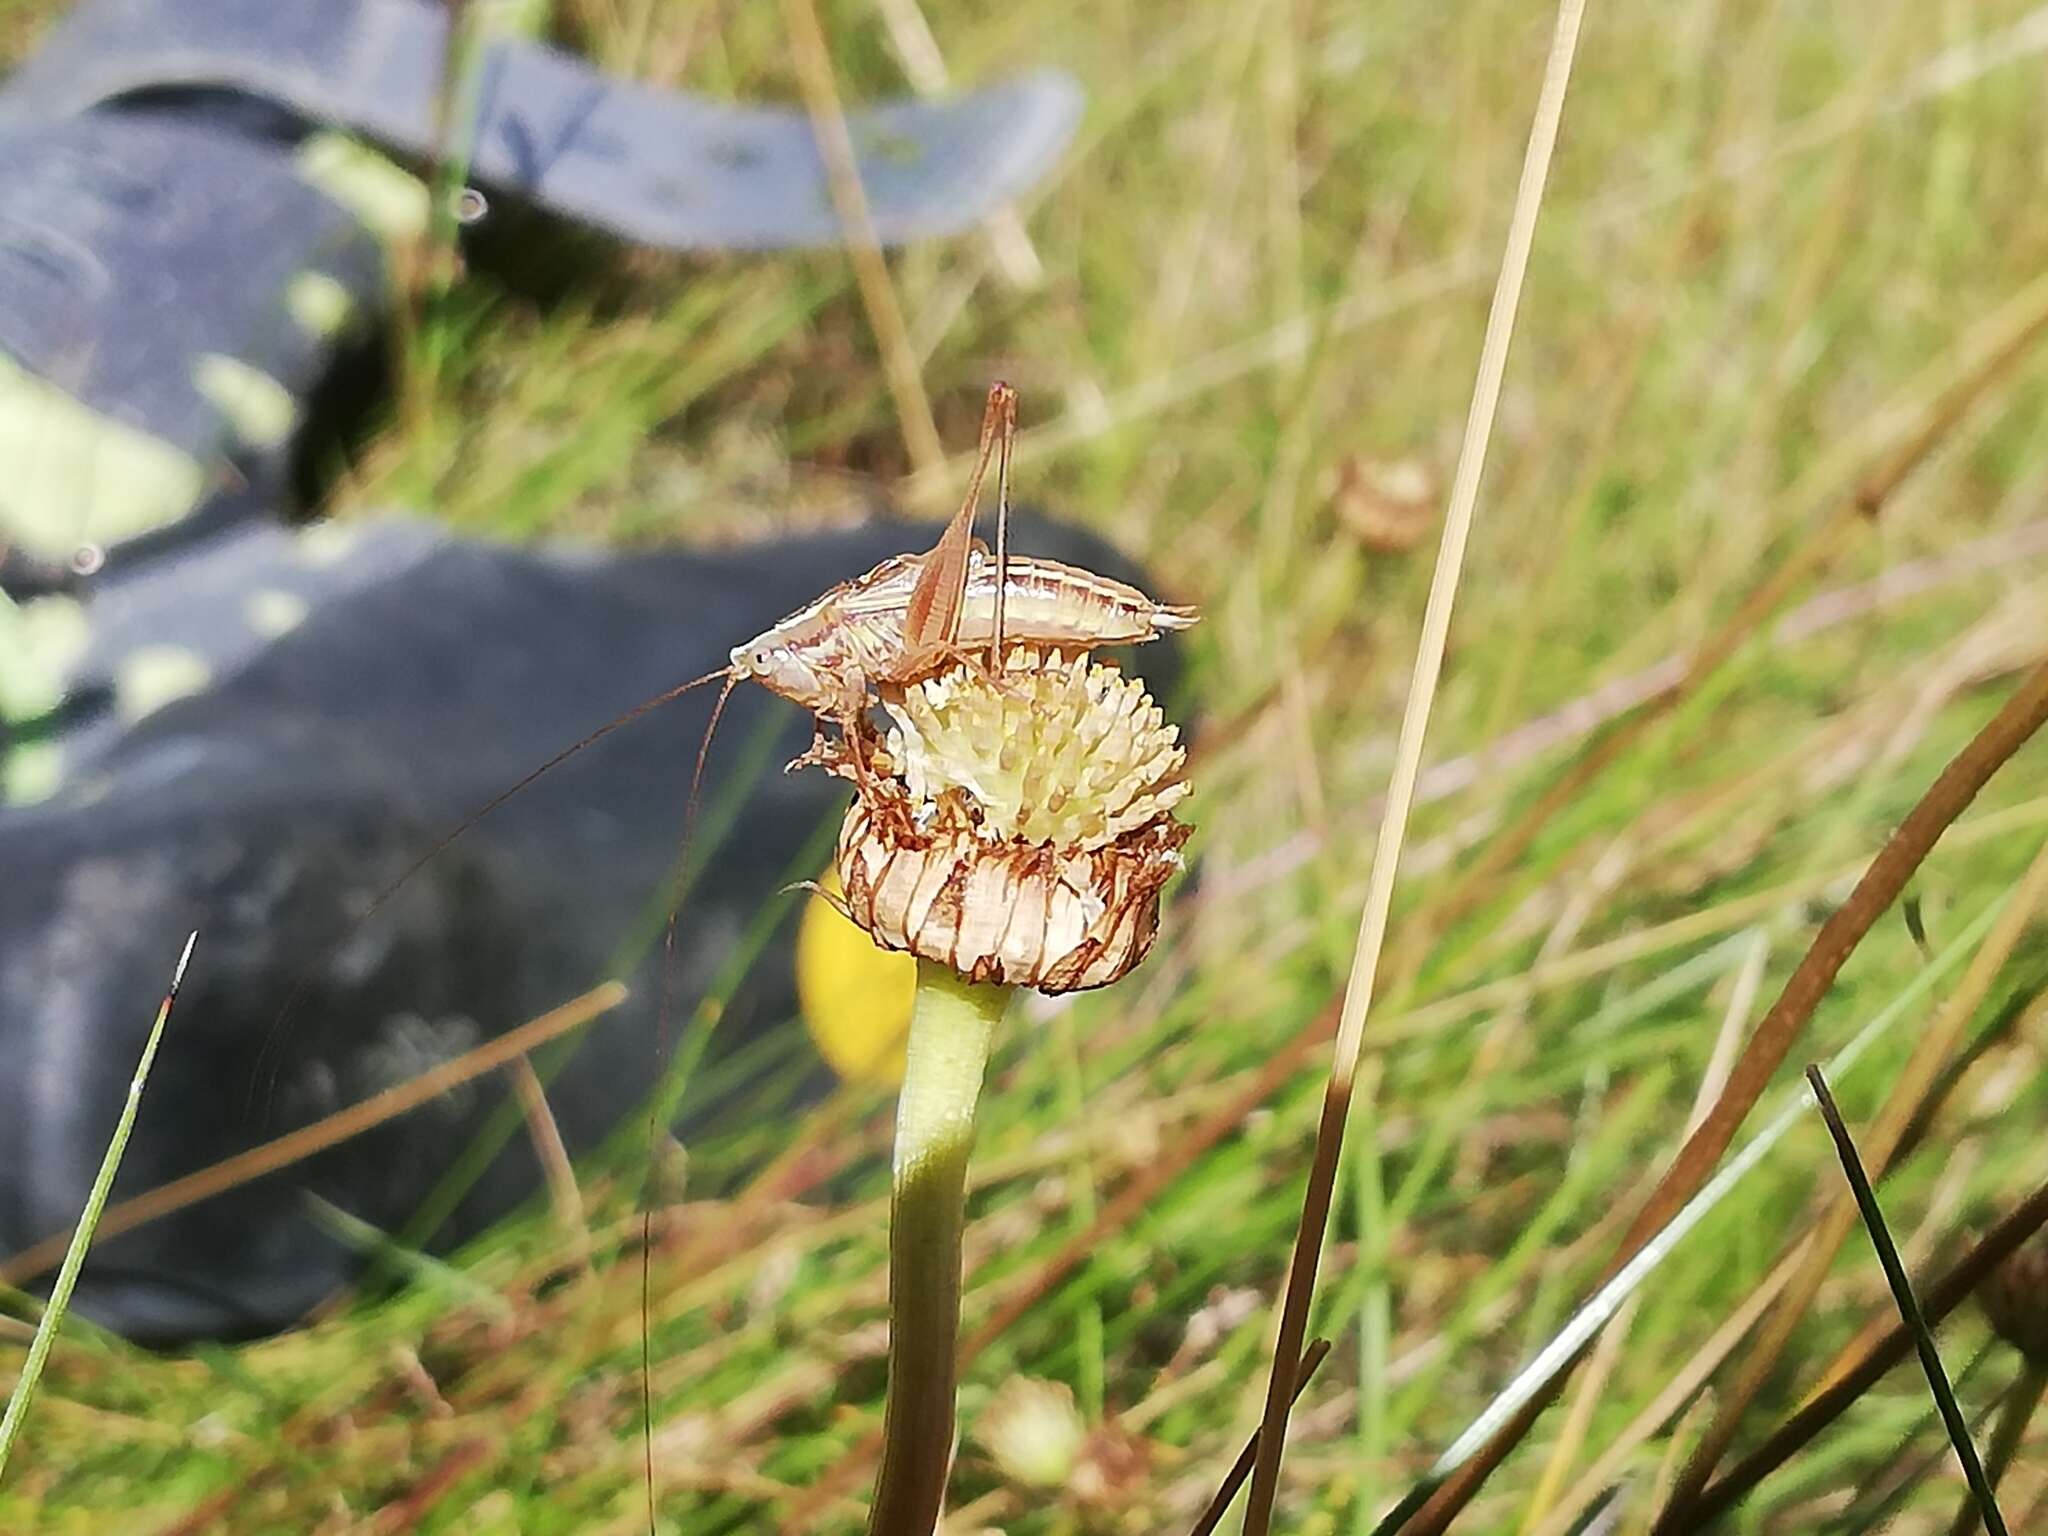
250, 664, 733, 1112
643, 664, 740, 1535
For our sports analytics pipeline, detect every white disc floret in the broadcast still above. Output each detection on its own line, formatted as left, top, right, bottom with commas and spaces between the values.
882, 648, 1188, 850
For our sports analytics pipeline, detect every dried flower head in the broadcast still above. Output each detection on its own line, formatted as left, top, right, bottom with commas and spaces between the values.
824, 648, 1189, 993
1980, 1227, 2048, 1365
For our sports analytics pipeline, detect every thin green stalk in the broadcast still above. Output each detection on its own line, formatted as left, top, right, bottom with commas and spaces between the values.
1805, 1065, 2008, 1536
1943, 1366, 2048, 1536
0, 933, 194, 1483
866, 962, 1009, 1536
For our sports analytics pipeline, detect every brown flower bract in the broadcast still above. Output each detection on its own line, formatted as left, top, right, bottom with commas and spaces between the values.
836, 792, 1188, 993
817, 649, 1191, 993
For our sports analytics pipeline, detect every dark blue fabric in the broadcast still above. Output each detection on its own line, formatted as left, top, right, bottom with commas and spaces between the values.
0, 0, 1117, 1348
0, 115, 383, 455
0, 0, 1083, 250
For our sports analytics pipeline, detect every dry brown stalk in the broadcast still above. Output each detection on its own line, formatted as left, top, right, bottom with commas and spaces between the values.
0, 983, 626, 1290
509, 1056, 590, 1246
1658, 830, 2048, 1517
1189, 1339, 1335, 1536
1392, 656, 2048, 1534
365, 1437, 493, 1535
1516, 931, 1769, 1529
872, 0, 1043, 288
1524, 1238, 1814, 1536
1235, 4, 1592, 1527
1688, 1178, 2048, 1526
780, 0, 944, 481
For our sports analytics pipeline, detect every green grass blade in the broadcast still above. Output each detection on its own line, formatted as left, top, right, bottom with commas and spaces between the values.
0, 932, 194, 1483
1806, 1064, 2007, 1536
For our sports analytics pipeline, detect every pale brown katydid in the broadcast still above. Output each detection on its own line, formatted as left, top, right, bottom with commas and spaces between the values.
252, 382, 1191, 1092
634, 382, 1193, 1530
723, 381, 1194, 738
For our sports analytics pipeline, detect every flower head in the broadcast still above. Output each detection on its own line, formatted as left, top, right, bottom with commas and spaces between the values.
975, 1376, 1085, 1489
819, 648, 1190, 993
882, 650, 1189, 848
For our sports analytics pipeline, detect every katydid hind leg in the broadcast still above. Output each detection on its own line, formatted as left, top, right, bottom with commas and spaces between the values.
990, 384, 1017, 667
901, 381, 1016, 665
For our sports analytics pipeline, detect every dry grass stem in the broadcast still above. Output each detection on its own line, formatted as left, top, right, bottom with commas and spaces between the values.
1188, 1339, 1333, 1536
1237, 3, 1591, 1528
0, 983, 626, 1289
872, 0, 1044, 288
1663, 830, 2048, 1513
1707, 1250, 2048, 1524
1516, 929, 1770, 1529
1524, 1240, 1814, 1536
1402, 656, 2048, 1532
781, 0, 945, 479
509, 1057, 590, 1245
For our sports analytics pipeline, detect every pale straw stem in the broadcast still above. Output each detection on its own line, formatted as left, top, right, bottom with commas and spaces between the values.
782, 0, 946, 480
1236, 3, 1591, 1530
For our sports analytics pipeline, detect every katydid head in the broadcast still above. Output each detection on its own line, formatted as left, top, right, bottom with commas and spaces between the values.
729, 634, 834, 715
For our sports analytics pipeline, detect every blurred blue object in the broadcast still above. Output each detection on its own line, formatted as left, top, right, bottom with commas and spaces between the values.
0, 0, 1083, 579
0, 0, 1084, 251
0, 0, 1118, 1344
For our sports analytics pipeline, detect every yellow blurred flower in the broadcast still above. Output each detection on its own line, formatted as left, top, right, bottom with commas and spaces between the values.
796, 865, 915, 1085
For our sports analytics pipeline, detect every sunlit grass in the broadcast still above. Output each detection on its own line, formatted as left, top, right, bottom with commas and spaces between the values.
6, 0, 2048, 1531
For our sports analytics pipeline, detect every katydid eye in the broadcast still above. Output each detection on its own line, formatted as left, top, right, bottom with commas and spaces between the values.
749, 646, 775, 671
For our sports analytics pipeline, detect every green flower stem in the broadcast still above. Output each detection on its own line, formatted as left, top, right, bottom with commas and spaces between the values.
866, 962, 1009, 1536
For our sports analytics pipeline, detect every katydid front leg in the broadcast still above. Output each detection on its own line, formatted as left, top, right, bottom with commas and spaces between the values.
834, 668, 883, 792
